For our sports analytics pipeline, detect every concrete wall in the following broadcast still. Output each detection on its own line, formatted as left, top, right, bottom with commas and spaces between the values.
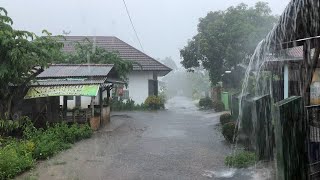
60, 71, 155, 108
125, 71, 154, 104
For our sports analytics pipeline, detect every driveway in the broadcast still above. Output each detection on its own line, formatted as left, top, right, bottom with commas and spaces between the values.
17, 96, 270, 180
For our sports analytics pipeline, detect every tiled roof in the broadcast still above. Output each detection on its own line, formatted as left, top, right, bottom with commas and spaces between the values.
60, 36, 172, 73
268, 46, 316, 61
31, 77, 107, 86
264, 46, 320, 70
286, 46, 316, 59
37, 64, 114, 78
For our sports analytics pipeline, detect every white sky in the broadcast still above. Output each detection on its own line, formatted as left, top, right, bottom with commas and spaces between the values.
2, 0, 289, 66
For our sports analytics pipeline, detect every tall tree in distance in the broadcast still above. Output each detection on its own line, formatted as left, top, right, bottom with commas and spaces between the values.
160, 57, 177, 71
180, 2, 277, 86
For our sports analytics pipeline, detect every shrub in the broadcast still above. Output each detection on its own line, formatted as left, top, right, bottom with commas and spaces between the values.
32, 136, 71, 160
125, 99, 135, 110
0, 120, 21, 136
213, 100, 225, 112
0, 140, 35, 179
199, 97, 213, 109
225, 151, 256, 168
220, 113, 233, 125
23, 122, 92, 160
222, 122, 237, 143
144, 96, 165, 110
0, 121, 92, 179
110, 98, 147, 111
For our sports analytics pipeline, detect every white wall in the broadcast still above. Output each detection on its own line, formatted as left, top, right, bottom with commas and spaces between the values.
126, 71, 153, 104
59, 71, 154, 108
60, 96, 93, 109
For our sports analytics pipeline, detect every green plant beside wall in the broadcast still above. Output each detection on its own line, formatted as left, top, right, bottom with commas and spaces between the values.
220, 113, 233, 125
144, 96, 165, 110
225, 151, 257, 168
222, 121, 237, 143
109, 98, 147, 111
213, 100, 225, 112
0, 120, 20, 136
199, 97, 213, 109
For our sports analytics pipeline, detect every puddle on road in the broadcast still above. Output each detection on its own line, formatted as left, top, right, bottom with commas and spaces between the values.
147, 129, 186, 138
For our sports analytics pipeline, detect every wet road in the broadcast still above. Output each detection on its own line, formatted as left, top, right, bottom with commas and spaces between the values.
17, 96, 267, 180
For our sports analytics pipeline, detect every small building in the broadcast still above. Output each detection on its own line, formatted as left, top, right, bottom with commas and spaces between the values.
24, 64, 121, 128
60, 36, 172, 105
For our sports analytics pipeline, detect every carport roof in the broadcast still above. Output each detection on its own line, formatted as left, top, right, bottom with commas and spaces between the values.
37, 64, 114, 78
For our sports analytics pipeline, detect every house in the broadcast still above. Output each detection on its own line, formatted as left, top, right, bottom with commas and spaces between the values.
60, 36, 172, 105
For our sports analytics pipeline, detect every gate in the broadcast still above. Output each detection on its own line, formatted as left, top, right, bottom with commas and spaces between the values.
306, 105, 320, 180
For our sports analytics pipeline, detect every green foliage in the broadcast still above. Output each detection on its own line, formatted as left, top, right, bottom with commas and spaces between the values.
24, 122, 92, 160
222, 122, 237, 143
213, 100, 225, 112
0, 120, 20, 136
0, 8, 64, 118
180, 2, 277, 86
0, 120, 92, 179
199, 97, 213, 109
0, 140, 35, 180
57, 41, 133, 81
225, 151, 257, 168
144, 96, 165, 110
220, 113, 233, 125
109, 98, 147, 111
0, 116, 34, 136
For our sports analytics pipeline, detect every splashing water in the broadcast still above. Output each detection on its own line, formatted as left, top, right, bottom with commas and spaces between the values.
235, 0, 320, 179
202, 169, 236, 178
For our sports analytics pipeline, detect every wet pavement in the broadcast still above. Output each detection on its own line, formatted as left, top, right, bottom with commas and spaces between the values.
17, 96, 269, 180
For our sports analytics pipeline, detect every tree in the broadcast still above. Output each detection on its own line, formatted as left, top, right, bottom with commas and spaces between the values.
161, 67, 210, 99
56, 41, 133, 81
180, 2, 277, 86
160, 57, 177, 70
0, 7, 64, 119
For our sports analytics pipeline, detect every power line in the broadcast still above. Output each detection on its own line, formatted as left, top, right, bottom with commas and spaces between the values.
122, 0, 144, 52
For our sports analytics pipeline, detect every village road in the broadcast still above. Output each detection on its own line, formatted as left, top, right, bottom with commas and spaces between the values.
17, 96, 268, 180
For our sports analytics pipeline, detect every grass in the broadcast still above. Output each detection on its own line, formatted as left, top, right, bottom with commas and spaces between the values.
225, 151, 257, 168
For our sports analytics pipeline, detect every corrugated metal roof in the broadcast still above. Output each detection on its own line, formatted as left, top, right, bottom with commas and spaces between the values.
59, 36, 172, 74
37, 64, 113, 78
31, 77, 107, 86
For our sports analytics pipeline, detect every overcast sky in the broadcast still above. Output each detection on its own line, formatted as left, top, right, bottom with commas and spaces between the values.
2, 0, 289, 65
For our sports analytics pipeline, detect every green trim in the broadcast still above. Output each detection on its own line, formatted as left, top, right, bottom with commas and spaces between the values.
24, 85, 100, 99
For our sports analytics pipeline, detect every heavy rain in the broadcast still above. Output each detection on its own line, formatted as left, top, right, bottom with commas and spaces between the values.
1, 0, 320, 180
